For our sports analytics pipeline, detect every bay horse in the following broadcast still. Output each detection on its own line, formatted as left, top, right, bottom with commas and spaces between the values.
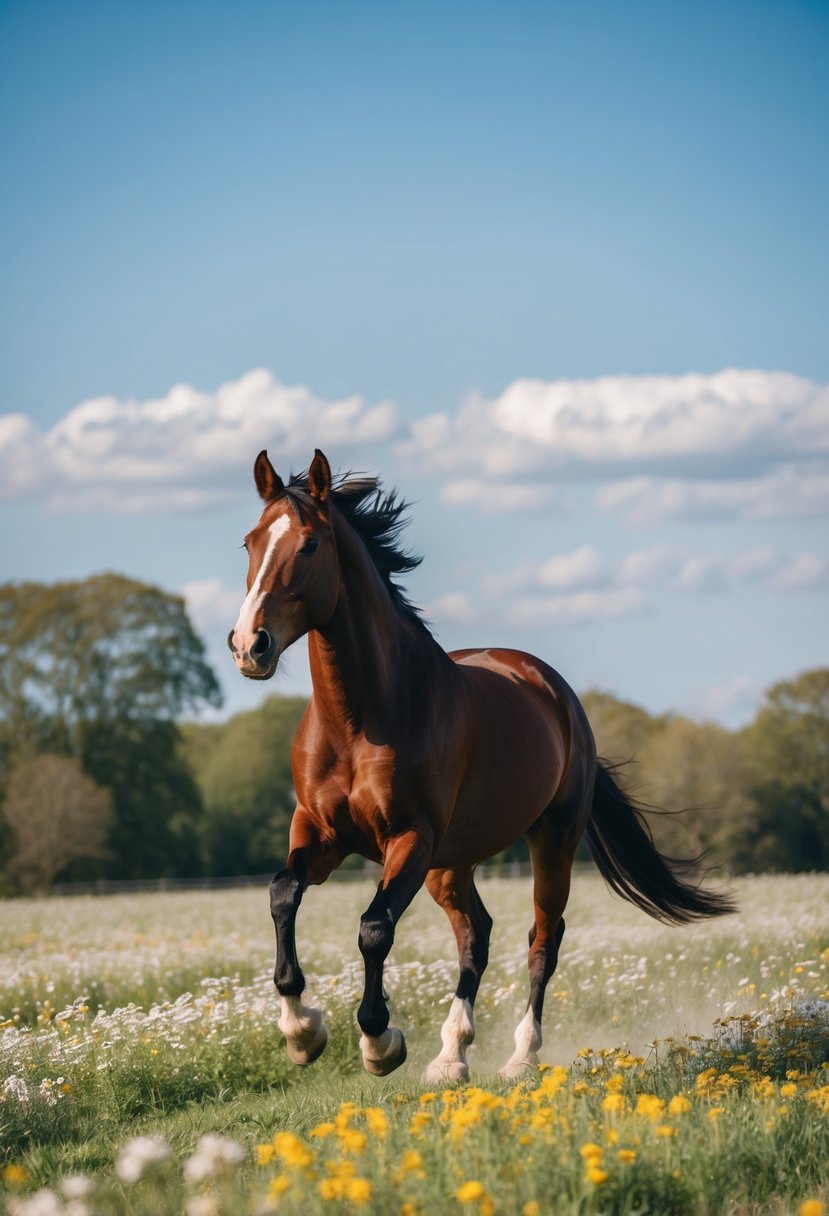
228, 449, 734, 1081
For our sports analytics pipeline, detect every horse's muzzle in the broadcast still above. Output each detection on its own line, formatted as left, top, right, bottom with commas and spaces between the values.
227, 628, 279, 680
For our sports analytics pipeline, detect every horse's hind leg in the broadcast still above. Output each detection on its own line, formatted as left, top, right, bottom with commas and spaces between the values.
424, 866, 492, 1084
500, 822, 575, 1078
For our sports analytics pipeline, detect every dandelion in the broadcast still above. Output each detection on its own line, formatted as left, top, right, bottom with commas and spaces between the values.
635, 1093, 665, 1121
668, 1094, 691, 1115
780, 1082, 798, 1098
363, 1106, 389, 1138
602, 1093, 626, 1114
617, 1149, 637, 1163
586, 1166, 609, 1184
456, 1180, 486, 1202
274, 1132, 314, 1171
115, 1135, 171, 1183
311, 1121, 336, 1138
3, 1164, 29, 1187
579, 1143, 604, 1164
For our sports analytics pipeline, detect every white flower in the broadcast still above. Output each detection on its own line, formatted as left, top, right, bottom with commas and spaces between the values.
60, 1175, 92, 1200
8, 1190, 63, 1216
185, 1197, 220, 1216
2, 1075, 31, 1105
183, 1134, 245, 1183
115, 1135, 171, 1183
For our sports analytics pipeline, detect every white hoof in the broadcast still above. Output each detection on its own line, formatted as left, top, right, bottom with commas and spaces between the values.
424, 997, 475, 1084
423, 1058, 470, 1084
360, 1026, 407, 1076
279, 995, 328, 1065
499, 1007, 541, 1078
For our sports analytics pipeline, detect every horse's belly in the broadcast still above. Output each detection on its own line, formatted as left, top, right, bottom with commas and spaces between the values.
430, 668, 568, 868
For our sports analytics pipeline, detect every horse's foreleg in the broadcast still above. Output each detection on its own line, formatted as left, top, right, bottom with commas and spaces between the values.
424, 867, 491, 1083
270, 814, 339, 1066
357, 828, 432, 1076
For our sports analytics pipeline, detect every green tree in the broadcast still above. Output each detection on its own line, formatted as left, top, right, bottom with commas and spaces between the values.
3, 754, 113, 892
739, 668, 829, 871
0, 574, 222, 879
182, 695, 307, 875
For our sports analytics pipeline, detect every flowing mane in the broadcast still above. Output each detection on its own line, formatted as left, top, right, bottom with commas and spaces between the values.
284, 470, 425, 625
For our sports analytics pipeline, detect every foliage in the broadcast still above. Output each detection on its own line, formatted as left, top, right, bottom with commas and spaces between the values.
0, 574, 222, 885
181, 696, 307, 875
2, 755, 112, 893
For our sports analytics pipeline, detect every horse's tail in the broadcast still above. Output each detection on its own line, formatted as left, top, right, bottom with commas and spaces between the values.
585, 761, 736, 924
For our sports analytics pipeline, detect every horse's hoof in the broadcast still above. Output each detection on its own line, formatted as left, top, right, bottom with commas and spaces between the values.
286, 1022, 329, 1066
423, 1058, 469, 1085
279, 997, 328, 1066
498, 1058, 538, 1080
360, 1027, 407, 1076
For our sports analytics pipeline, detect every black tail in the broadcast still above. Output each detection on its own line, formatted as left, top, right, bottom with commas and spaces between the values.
585, 762, 736, 924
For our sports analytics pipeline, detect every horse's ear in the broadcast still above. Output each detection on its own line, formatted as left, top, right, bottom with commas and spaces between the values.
254, 450, 284, 502
308, 449, 332, 503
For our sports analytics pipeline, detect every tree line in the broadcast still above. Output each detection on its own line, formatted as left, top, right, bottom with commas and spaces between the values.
0, 573, 826, 892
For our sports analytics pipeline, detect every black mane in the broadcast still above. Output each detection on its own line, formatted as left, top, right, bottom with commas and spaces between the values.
285, 471, 425, 625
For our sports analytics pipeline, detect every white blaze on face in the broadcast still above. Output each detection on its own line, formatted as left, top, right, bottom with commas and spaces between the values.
234, 514, 292, 645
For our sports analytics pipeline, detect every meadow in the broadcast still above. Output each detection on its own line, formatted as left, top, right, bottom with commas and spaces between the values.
1, 872, 827, 1215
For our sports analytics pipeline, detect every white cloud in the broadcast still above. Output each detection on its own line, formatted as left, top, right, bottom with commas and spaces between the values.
0, 369, 398, 513
682, 675, 760, 726
596, 464, 829, 524
537, 546, 607, 590
425, 591, 479, 626
440, 479, 554, 512
181, 577, 244, 633
513, 587, 647, 628
672, 556, 728, 595
768, 553, 829, 590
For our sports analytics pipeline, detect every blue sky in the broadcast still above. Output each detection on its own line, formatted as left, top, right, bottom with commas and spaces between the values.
1, 0, 827, 726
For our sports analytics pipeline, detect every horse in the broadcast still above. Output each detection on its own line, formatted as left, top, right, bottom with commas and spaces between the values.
227, 449, 735, 1081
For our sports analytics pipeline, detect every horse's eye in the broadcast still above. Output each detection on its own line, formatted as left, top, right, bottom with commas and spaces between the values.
298, 536, 320, 556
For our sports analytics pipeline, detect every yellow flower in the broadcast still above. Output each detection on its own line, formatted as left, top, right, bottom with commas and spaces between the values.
707, 1107, 724, 1122
668, 1094, 691, 1116
523, 1204, 541, 1216
655, 1125, 677, 1138
409, 1111, 432, 1137
456, 1180, 486, 1202
400, 1150, 424, 1174
339, 1128, 368, 1155
256, 1143, 277, 1166
586, 1166, 609, 1184
402, 1204, 418, 1216
617, 1149, 637, 1164
579, 1142, 604, 1163
419, 1092, 437, 1104
780, 1083, 798, 1098
311, 1121, 336, 1138
269, 1174, 291, 1197
635, 1093, 665, 1121
273, 1131, 314, 1170
345, 1177, 372, 1204
602, 1093, 626, 1114
363, 1107, 389, 1138
799, 1203, 824, 1216
2, 1164, 29, 1187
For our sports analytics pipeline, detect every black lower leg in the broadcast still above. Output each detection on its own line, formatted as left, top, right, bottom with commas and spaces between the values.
357, 893, 394, 1037
455, 898, 493, 1003
528, 916, 565, 1023
270, 855, 309, 997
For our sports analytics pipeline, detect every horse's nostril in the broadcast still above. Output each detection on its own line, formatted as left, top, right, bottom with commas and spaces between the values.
227, 630, 237, 654
251, 629, 272, 659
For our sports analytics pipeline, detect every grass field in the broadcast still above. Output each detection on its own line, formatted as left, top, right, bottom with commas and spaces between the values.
1, 872, 827, 1215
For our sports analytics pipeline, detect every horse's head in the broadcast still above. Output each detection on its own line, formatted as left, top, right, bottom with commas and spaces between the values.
228, 449, 339, 680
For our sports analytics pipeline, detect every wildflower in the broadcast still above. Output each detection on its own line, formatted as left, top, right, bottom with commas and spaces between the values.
635, 1093, 665, 1121
60, 1175, 92, 1200
586, 1166, 609, 1184
256, 1143, 277, 1166
269, 1174, 292, 1198
274, 1131, 314, 1170
339, 1128, 368, 1155
419, 1092, 437, 1104
668, 1094, 691, 1116
707, 1107, 724, 1122
183, 1134, 245, 1183
185, 1198, 219, 1216
579, 1143, 603, 1164
655, 1125, 677, 1137
311, 1122, 336, 1138
3, 1164, 29, 1187
617, 1149, 637, 1164
602, 1093, 626, 1114
363, 1107, 389, 1138
523, 1204, 541, 1216
7, 1190, 63, 1216
115, 1135, 171, 1183
780, 1082, 798, 1098
799, 1203, 824, 1216
396, 1150, 425, 1180
456, 1180, 486, 1202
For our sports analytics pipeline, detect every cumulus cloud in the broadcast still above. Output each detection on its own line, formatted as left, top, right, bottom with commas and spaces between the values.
0, 369, 398, 512
513, 587, 647, 628
398, 369, 829, 519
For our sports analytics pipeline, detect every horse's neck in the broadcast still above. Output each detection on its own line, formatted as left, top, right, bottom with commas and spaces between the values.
308, 515, 438, 732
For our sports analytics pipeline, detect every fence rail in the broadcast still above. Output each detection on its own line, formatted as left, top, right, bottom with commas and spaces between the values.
49, 861, 539, 897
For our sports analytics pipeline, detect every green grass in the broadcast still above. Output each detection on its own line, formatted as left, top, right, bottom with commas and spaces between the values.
1, 873, 827, 1214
